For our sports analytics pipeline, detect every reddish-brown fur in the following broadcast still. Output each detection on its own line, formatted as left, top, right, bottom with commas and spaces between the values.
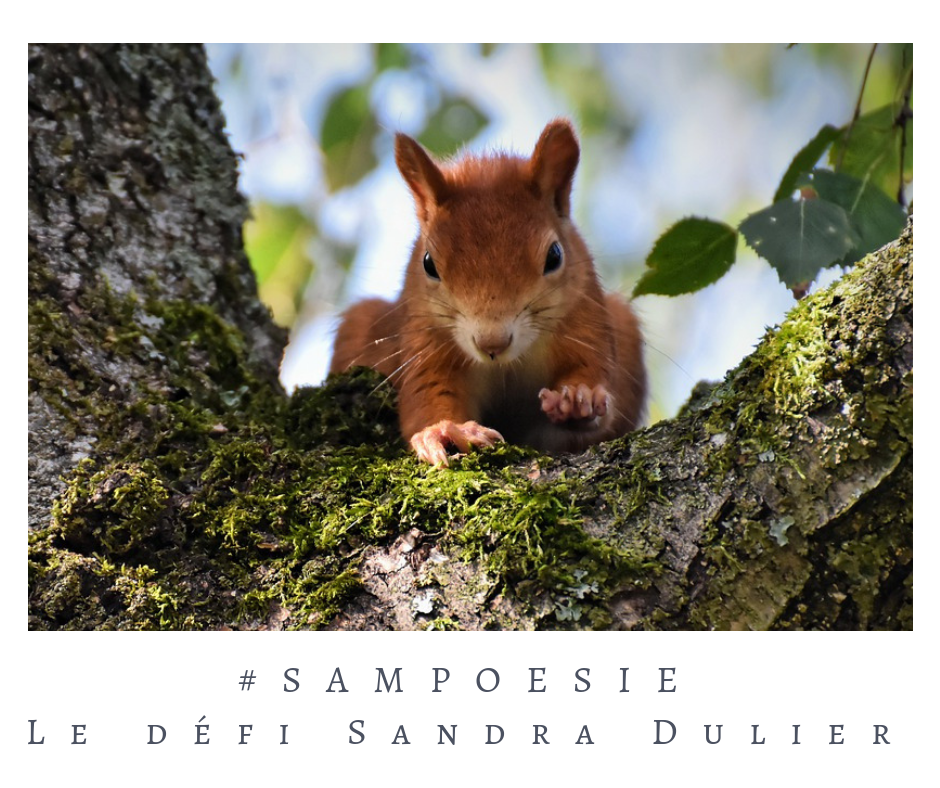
330, 119, 646, 465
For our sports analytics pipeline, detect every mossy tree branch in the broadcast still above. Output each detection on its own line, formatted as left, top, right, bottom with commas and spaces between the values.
28, 44, 912, 631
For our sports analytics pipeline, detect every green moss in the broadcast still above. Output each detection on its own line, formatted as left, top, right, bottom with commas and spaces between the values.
421, 617, 461, 631
669, 229, 913, 630
29, 224, 912, 630
52, 460, 171, 556
29, 271, 662, 630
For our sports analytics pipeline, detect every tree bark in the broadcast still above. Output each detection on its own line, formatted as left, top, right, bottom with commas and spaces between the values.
28, 44, 912, 631
28, 43, 285, 527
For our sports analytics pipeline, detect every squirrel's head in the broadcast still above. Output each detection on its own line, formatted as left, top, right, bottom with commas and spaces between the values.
395, 120, 596, 365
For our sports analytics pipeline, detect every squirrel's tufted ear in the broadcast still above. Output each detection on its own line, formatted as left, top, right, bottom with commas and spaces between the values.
529, 119, 580, 218
395, 133, 450, 223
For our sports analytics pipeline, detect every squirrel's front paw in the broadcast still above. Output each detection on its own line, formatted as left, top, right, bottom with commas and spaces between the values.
539, 384, 609, 425
410, 420, 504, 466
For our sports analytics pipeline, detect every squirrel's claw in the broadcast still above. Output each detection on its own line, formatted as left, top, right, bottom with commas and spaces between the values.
539, 384, 609, 425
410, 420, 504, 466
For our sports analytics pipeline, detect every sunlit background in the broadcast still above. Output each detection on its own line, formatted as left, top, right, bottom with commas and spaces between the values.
205, 43, 907, 422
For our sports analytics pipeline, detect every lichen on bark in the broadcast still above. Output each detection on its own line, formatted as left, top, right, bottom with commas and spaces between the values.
28, 44, 912, 631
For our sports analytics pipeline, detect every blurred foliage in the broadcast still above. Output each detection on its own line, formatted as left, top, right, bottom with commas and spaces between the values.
321, 85, 379, 192
537, 43, 632, 139
635, 43, 912, 297
320, 43, 490, 190
417, 98, 488, 159
244, 203, 315, 327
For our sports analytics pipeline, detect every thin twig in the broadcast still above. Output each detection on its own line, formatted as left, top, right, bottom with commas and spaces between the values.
836, 43, 878, 170
895, 98, 912, 205
895, 46, 913, 206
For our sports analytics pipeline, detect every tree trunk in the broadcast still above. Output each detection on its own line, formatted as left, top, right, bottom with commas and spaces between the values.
28, 43, 912, 631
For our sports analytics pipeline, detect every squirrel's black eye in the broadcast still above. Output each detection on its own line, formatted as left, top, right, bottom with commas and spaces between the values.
544, 241, 563, 274
423, 251, 440, 280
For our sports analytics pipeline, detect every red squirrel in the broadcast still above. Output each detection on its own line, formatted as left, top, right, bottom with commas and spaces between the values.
329, 119, 646, 465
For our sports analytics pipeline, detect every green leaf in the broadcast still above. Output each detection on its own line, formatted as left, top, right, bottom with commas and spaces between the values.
797, 169, 906, 262
773, 124, 840, 203
418, 97, 488, 157
739, 199, 859, 288
320, 85, 379, 191
829, 104, 910, 197
633, 218, 738, 297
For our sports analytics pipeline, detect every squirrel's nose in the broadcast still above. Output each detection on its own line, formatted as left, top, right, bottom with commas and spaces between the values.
474, 331, 513, 360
